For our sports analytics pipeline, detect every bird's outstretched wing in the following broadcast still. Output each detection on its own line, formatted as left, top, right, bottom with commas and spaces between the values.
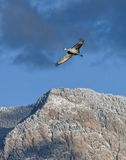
56, 52, 73, 65
72, 39, 84, 49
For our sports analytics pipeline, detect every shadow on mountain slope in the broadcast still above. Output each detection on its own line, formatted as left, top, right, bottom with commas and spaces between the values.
0, 127, 13, 149
5, 139, 76, 160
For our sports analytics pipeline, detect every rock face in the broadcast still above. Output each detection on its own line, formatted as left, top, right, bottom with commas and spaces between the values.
0, 105, 34, 157
0, 88, 126, 160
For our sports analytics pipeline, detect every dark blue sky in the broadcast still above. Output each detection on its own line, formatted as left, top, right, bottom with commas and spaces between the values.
0, 0, 126, 106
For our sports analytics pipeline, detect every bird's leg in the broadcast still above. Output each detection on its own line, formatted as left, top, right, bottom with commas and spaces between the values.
78, 50, 83, 57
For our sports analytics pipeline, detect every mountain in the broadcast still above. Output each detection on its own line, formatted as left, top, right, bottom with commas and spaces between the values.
0, 88, 126, 160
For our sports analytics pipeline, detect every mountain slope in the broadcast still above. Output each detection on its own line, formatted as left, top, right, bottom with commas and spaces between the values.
1, 88, 126, 160
0, 105, 34, 155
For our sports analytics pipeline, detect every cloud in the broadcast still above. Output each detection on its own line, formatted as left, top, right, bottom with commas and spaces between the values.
13, 46, 55, 70
31, 0, 82, 15
0, 0, 59, 68
0, 0, 126, 69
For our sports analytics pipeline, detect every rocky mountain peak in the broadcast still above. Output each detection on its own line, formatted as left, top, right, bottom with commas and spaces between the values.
1, 88, 126, 160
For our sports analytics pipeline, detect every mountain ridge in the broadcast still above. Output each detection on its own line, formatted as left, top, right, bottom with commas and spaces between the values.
0, 88, 126, 160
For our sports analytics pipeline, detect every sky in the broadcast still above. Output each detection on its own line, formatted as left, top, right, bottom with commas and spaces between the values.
0, 0, 126, 106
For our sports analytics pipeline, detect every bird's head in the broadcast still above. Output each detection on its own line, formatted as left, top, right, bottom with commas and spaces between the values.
64, 48, 68, 51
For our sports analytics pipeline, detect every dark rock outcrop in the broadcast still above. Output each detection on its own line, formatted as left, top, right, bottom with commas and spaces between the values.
0, 88, 126, 160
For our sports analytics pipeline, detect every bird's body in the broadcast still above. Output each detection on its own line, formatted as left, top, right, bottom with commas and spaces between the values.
56, 39, 84, 65
64, 48, 78, 54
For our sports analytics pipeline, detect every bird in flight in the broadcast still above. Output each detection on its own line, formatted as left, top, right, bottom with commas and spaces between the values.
56, 39, 85, 65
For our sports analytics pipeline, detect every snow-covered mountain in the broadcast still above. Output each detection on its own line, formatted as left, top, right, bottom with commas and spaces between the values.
0, 88, 126, 160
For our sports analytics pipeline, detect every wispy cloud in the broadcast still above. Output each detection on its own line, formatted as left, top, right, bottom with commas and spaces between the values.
0, 0, 126, 69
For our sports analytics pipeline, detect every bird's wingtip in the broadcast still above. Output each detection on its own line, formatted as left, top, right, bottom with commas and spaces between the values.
79, 38, 85, 42
55, 62, 60, 66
